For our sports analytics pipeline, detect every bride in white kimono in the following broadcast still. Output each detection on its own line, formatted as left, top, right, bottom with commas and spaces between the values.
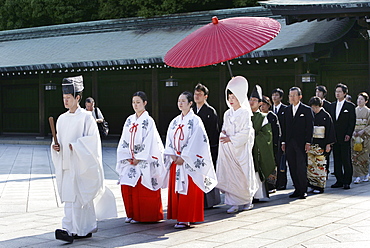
216, 76, 258, 214
164, 91, 217, 229
116, 91, 165, 223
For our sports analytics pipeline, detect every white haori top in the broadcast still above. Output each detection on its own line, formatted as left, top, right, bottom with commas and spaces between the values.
164, 109, 217, 195
116, 111, 165, 191
51, 107, 117, 220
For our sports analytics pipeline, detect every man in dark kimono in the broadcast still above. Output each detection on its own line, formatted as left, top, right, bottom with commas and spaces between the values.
249, 85, 276, 200
193, 83, 221, 208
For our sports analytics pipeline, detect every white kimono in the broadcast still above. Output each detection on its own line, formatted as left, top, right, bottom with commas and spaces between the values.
51, 107, 117, 236
164, 109, 217, 195
116, 111, 165, 191
216, 107, 259, 205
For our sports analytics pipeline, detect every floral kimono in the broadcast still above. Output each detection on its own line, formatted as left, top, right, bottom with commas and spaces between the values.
116, 111, 165, 222
116, 111, 165, 190
164, 109, 217, 223
164, 109, 217, 194
352, 106, 370, 178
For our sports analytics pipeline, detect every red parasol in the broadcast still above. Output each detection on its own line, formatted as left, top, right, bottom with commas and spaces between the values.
164, 16, 281, 75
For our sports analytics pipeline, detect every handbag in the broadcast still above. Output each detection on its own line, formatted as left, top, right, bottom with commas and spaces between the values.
353, 136, 363, 152
95, 108, 109, 137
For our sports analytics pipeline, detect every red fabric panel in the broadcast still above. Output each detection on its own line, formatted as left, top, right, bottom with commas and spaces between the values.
167, 162, 204, 222
121, 178, 163, 222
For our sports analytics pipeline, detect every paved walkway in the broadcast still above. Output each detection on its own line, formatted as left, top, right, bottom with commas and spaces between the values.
1, 143, 370, 247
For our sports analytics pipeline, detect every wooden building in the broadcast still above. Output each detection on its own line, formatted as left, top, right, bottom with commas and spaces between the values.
0, 2, 369, 136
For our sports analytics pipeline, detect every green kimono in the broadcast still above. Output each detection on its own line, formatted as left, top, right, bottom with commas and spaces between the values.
251, 112, 276, 186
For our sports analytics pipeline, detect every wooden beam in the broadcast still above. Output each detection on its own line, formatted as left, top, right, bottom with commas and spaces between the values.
39, 74, 45, 136
151, 68, 159, 123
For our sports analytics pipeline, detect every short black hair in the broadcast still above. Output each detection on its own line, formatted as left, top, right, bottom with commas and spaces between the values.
85, 97, 95, 104
194, 83, 209, 96
272, 88, 284, 98
133, 91, 148, 102
315, 85, 327, 95
180, 91, 193, 104
335, 83, 348, 94
289, 86, 302, 96
308, 96, 323, 107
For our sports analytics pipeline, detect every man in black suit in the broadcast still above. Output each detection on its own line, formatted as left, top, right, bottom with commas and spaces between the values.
281, 87, 314, 199
271, 88, 288, 190
315, 85, 331, 112
193, 83, 221, 208
329, 83, 356, 189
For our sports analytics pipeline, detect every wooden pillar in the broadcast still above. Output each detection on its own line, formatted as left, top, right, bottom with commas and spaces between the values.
39, 73, 45, 136
151, 68, 159, 123
219, 65, 227, 117
295, 60, 303, 89
92, 70, 98, 101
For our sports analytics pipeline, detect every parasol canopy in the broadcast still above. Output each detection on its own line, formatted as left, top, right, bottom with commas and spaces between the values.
164, 16, 281, 69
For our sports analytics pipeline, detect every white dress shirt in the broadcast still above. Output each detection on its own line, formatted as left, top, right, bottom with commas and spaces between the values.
292, 102, 300, 117
336, 99, 345, 120
273, 103, 282, 114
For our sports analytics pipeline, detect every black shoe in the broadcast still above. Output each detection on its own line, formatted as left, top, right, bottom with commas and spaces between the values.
343, 184, 350, 190
74, 233, 92, 239
277, 186, 286, 190
289, 192, 300, 198
55, 229, 74, 243
298, 193, 307, 199
331, 183, 343, 188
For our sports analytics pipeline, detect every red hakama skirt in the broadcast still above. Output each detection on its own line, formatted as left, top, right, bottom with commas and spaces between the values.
121, 178, 163, 222
167, 162, 204, 223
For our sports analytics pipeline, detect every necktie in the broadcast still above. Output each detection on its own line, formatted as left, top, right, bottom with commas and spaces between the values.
274, 107, 277, 114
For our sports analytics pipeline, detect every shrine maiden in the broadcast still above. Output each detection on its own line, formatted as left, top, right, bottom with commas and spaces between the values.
116, 91, 165, 223
164, 91, 217, 229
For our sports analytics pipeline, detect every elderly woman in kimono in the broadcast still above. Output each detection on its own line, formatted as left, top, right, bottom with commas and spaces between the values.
216, 76, 258, 214
116, 91, 165, 224
352, 92, 370, 184
307, 96, 336, 193
164, 91, 217, 229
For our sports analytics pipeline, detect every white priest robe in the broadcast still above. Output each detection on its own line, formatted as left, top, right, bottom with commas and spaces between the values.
216, 107, 259, 205
164, 109, 218, 194
116, 111, 165, 190
51, 107, 117, 236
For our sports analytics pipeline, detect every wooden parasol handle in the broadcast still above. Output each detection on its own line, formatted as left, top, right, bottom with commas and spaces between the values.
48, 117, 59, 146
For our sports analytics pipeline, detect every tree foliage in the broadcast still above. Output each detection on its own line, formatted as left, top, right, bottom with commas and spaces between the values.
0, 0, 258, 30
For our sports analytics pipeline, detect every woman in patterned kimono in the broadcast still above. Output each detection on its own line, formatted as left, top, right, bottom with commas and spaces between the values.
307, 96, 336, 193
216, 76, 258, 214
116, 91, 165, 223
352, 92, 370, 184
164, 91, 217, 229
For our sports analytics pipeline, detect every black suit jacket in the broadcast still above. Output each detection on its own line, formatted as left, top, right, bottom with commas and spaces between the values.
322, 99, 331, 113
192, 102, 220, 147
274, 104, 286, 126
281, 102, 314, 148
329, 100, 356, 144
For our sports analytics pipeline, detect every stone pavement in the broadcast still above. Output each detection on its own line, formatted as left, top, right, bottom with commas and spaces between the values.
1, 143, 370, 248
